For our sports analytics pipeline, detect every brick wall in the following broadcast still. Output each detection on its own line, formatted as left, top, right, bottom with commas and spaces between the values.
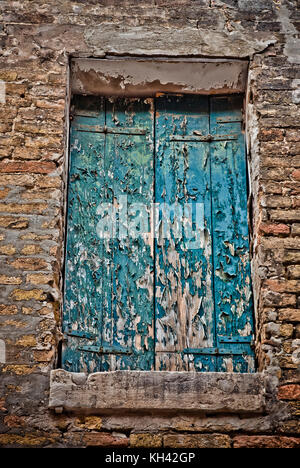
0, 0, 299, 448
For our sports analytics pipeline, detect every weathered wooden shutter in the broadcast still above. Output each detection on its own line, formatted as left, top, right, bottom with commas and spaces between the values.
155, 95, 255, 372
155, 95, 215, 371
63, 94, 255, 373
210, 96, 255, 372
63, 97, 155, 372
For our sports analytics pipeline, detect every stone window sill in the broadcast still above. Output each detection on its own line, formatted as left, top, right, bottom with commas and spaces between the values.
49, 370, 266, 415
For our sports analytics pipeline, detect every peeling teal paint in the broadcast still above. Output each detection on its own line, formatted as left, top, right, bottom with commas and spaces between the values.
211, 96, 255, 373
155, 95, 215, 372
63, 94, 255, 373
63, 97, 155, 372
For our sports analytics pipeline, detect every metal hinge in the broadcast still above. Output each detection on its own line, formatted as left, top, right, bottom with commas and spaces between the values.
65, 329, 97, 340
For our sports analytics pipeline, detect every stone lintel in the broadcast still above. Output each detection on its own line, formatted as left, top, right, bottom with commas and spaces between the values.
49, 370, 266, 415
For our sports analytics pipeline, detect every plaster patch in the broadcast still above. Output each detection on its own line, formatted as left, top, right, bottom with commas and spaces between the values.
84, 25, 276, 58
213, 0, 275, 10
292, 79, 300, 104
276, 3, 300, 64
0, 339, 6, 363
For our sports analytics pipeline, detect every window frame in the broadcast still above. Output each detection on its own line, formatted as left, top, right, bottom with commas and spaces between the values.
53, 57, 263, 414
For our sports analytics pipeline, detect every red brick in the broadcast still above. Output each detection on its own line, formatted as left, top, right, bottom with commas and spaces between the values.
0, 398, 7, 412
4, 415, 25, 427
233, 436, 300, 448
163, 434, 231, 448
270, 209, 300, 222
292, 169, 300, 180
259, 223, 290, 235
278, 385, 300, 400
264, 279, 300, 293
83, 433, 129, 448
259, 128, 285, 141
0, 161, 56, 174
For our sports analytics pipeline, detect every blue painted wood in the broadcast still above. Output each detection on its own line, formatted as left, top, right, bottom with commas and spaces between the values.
63, 96, 155, 372
100, 98, 155, 371
210, 96, 255, 372
155, 95, 216, 372
63, 94, 255, 374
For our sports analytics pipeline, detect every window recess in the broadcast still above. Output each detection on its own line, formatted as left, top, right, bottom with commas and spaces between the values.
63, 94, 255, 374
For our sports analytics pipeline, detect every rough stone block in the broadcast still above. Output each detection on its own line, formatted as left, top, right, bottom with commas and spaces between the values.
130, 433, 163, 448
49, 370, 266, 414
233, 435, 300, 448
83, 432, 129, 448
163, 433, 231, 449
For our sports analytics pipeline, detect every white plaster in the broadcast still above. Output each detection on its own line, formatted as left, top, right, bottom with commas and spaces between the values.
0, 339, 6, 364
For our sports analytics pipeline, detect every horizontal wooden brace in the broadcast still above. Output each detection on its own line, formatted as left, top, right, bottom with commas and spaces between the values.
73, 123, 148, 135
216, 117, 242, 123
169, 133, 238, 142
73, 111, 99, 118
78, 344, 132, 355
218, 335, 254, 344
183, 346, 252, 355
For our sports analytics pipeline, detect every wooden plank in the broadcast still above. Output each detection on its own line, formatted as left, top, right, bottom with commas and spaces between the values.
63, 96, 106, 373
210, 96, 255, 373
100, 98, 155, 371
73, 124, 148, 135
155, 95, 215, 371
64, 97, 155, 372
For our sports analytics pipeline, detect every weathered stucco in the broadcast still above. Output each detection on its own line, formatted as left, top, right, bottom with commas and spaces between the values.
83, 24, 277, 58
0, 0, 299, 449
